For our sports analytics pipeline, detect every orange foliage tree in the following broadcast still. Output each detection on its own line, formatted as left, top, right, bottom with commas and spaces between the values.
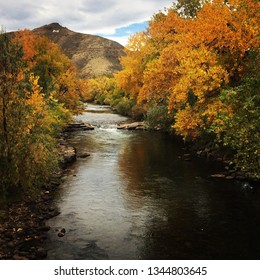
13, 30, 83, 113
0, 31, 70, 191
116, 0, 259, 140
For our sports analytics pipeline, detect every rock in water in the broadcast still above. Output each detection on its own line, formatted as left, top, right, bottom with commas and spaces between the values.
60, 146, 77, 166
117, 122, 146, 130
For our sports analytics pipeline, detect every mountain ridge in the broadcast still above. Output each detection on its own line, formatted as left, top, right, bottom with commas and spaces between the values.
33, 23, 125, 78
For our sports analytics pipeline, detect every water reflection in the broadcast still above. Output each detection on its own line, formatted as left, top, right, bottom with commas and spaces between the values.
46, 104, 260, 260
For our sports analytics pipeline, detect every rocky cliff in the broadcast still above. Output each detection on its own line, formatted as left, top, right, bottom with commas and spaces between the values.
33, 23, 125, 78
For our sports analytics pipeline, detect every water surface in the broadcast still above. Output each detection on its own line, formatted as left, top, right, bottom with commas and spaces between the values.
46, 104, 260, 260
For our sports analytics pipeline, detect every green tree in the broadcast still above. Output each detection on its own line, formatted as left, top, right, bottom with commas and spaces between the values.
216, 50, 260, 179
0, 31, 25, 191
0, 31, 68, 193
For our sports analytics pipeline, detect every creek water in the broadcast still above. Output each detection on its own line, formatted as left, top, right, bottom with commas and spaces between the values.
46, 104, 260, 260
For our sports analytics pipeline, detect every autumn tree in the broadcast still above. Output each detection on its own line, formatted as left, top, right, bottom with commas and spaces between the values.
194, 0, 260, 85
14, 30, 82, 113
115, 32, 150, 98
0, 31, 24, 190
174, 0, 208, 18
0, 30, 69, 193
214, 50, 260, 178
114, 0, 259, 177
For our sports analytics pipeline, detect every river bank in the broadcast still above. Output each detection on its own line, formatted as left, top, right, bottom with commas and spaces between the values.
0, 176, 61, 259
44, 104, 260, 260
117, 118, 259, 184
0, 105, 258, 260
0, 122, 93, 260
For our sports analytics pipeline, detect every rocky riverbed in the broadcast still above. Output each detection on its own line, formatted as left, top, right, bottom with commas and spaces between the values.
0, 177, 61, 260
0, 121, 92, 260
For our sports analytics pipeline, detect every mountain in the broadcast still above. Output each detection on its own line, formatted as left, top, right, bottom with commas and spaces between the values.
33, 23, 125, 78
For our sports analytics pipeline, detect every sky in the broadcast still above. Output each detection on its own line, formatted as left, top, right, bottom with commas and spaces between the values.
1, 0, 174, 45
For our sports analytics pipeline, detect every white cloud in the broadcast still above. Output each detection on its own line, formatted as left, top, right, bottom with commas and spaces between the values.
103, 35, 130, 46
1, 0, 174, 43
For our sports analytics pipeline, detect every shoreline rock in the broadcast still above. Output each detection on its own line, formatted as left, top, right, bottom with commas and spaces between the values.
78, 152, 90, 158
0, 121, 91, 260
0, 181, 61, 260
117, 121, 146, 130
63, 122, 94, 132
59, 145, 77, 167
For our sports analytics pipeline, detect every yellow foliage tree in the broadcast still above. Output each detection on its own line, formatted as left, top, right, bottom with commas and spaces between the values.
0, 30, 69, 192
115, 0, 259, 140
13, 30, 83, 113
115, 32, 151, 98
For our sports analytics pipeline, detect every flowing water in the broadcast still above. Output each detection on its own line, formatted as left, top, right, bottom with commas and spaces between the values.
46, 104, 260, 260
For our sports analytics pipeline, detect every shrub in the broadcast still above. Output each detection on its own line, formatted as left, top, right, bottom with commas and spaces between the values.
145, 104, 174, 131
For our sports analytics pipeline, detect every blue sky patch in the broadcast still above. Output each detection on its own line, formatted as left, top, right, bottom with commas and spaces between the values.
97, 21, 149, 46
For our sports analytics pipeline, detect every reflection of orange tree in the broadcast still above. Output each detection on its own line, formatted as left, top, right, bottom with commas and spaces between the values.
117, 134, 187, 198
118, 135, 165, 198
117, 134, 217, 260
118, 138, 150, 199
117, 134, 174, 240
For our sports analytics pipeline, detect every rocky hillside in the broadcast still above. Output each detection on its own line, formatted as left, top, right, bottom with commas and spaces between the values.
33, 23, 125, 78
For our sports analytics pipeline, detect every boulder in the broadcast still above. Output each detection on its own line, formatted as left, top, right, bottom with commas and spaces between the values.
57, 231, 65, 238
64, 122, 94, 132
60, 146, 77, 166
78, 152, 90, 158
117, 122, 146, 130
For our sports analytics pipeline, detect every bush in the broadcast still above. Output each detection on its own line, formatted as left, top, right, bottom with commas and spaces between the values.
215, 51, 260, 179
115, 97, 134, 116
145, 104, 174, 131
131, 104, 146, 120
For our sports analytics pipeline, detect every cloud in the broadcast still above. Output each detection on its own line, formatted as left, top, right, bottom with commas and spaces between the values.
103, 35, 130, 46
1, 0, 174, 44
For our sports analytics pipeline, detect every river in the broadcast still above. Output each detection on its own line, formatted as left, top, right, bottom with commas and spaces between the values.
46, 104, 260, 260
